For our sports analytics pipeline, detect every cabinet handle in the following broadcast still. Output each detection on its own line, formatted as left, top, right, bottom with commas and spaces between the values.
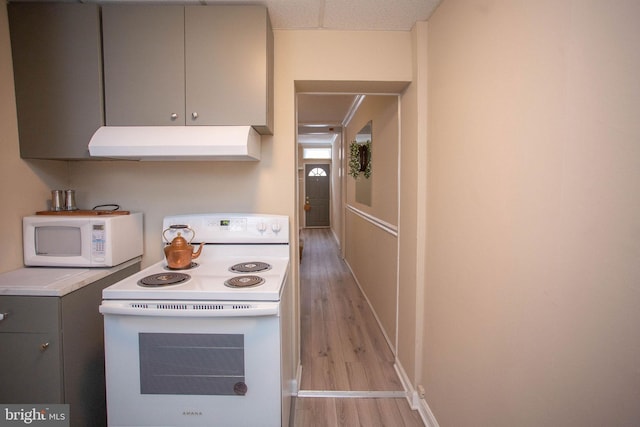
170, 113, 179, 120
191, 112, 198, 120
0, 312, 7, 321
40, 342, 50, 351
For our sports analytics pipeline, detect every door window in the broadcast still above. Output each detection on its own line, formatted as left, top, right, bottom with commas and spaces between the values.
308, 167, 327, 177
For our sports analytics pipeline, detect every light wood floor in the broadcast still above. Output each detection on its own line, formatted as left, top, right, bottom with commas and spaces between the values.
292, 229, 423, 426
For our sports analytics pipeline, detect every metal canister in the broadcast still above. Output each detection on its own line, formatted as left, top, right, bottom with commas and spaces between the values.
64, 190, 77, 211
51, 190, 64, 211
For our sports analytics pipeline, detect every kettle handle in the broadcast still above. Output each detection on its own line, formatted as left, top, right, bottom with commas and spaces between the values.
163, 225, 195, 243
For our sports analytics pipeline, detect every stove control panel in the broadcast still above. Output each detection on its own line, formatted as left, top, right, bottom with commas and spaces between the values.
162, 214, 289, 244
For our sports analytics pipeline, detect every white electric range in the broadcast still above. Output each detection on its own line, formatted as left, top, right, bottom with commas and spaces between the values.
100, 213, 292, 427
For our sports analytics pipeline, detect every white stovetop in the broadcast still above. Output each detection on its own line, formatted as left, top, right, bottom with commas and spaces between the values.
0, 258, 142, 297
102, 245, 290, 302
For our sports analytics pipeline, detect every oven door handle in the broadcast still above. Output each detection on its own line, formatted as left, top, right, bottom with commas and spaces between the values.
99, 302, 279, 317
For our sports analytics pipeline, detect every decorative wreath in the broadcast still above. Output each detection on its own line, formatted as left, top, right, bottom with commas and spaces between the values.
349, 141, 372, 179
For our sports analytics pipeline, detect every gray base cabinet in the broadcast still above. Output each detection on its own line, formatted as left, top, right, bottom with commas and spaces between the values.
102, 5, 273, 134
8, 3, 104, 159
0, 263, 139, 427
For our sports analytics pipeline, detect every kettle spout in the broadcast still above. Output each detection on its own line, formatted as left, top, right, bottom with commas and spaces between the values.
192, 242, 205, 260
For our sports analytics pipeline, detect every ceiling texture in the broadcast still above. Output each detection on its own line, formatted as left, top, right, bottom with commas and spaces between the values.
297, 94, 363, 145
251, 0, 439, 31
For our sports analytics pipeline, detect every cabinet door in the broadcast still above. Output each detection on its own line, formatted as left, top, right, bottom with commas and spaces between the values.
0, 332, 62, 403
185, 6, 273, 132
8, 3, 103, 159
0, 296, 62, 402
59, 265, 139, 427
102, 5, 185, 126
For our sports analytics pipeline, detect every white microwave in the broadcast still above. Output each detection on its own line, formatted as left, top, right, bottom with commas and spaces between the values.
23, 212, 143, 267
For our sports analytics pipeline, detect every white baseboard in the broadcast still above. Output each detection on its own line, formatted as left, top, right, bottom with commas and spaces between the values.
292, 363, 302, 395
297, 390, 407, 398
394, 360, 440, 427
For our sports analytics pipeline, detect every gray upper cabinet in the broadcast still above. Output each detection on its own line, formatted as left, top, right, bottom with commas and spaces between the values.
102, 5, 274, 134
8, 3, 104, 159
102, 5, 185, 127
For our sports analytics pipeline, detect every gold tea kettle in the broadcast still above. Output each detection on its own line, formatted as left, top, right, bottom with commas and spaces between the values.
163, 226, 204, 269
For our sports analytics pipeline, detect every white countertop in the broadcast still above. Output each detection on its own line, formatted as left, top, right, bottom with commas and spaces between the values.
0, 257, 142, 297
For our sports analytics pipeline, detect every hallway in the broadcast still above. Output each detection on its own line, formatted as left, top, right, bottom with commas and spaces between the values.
293, 229, 423, 426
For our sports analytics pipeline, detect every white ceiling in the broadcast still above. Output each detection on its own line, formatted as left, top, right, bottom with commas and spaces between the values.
297, 94, 358, 145
182, 0, 441, 31
257, 0, 438, 31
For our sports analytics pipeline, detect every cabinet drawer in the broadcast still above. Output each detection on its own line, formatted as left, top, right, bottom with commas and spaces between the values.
0, 296, 60, 333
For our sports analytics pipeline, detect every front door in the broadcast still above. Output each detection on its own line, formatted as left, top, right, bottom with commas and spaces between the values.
304, 164, 330, 227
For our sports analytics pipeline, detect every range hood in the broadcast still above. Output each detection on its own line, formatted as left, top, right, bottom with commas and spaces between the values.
88, 126, 261, 161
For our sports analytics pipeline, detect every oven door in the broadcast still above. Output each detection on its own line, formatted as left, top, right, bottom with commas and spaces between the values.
100, 301, 281, 427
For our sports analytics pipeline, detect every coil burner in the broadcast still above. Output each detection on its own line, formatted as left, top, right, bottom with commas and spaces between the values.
138, 273, 191, 287
229, 261, 272, 273
165, 262, 199, 271
224, 275, 265, 288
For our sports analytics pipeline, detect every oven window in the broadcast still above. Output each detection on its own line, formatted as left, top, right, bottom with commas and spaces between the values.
139, 333, 244, 396
35, 226, 81, 256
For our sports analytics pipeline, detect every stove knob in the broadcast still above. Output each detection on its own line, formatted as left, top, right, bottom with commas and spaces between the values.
271, 222, 281, 234
257, 222, 267, 234
233, 382, 248, 396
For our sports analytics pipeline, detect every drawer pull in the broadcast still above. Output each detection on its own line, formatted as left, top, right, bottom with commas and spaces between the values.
0, 312, 7, 321
40, 342, 50, 351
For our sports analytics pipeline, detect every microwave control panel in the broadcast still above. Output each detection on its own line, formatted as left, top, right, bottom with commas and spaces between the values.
92, 223, 106, 261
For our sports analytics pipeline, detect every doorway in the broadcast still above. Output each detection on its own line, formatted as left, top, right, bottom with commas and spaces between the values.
304, 163, 330, 227
294, 87, 412, 423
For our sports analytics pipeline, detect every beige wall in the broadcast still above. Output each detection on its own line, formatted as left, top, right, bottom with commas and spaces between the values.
346, 95, 399, 225
344, 95, 400, 348
345, 209, 398, 346
397, 20, 428, 390
425, 0, 640, 425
